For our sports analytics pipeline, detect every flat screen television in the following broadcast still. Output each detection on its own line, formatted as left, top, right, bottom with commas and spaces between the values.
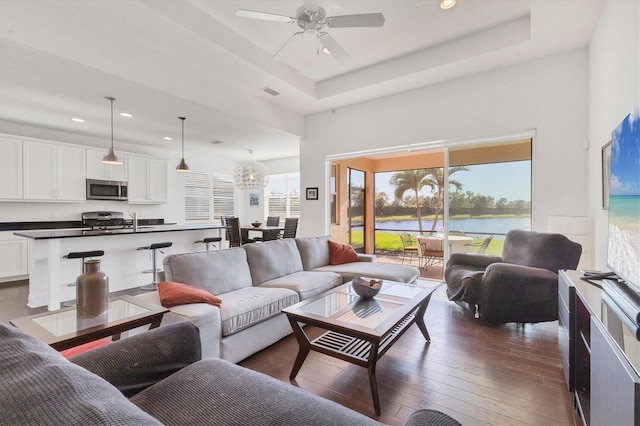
607, 104, 640, 295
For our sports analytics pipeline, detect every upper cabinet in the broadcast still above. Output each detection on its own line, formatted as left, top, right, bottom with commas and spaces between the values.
0, 136, 23, 200
23, 141, 86, 201
128, 155, 167, 204
86, 148, 128, 181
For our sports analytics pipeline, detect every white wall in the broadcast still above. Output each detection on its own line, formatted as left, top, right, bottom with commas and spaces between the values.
0, 120, 237, 225
301, 50, 590, 246
588, 0, 640, 271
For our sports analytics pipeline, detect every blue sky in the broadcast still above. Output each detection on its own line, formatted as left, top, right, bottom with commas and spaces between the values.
610, 105, 640, 196
375, 161, 531, 202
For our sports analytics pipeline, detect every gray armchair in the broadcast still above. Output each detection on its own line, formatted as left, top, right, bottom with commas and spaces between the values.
444, 229, 582, 324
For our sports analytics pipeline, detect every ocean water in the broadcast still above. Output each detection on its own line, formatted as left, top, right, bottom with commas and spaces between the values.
608, 195, 640, 289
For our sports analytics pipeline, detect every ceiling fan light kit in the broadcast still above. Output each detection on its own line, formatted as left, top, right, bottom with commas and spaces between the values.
236, 2, 385, 61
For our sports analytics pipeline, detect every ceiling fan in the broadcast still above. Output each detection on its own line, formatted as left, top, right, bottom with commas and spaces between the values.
236, 1, 385, 61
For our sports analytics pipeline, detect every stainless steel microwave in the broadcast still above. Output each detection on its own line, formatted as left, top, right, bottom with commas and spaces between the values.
86, 179, 128, 201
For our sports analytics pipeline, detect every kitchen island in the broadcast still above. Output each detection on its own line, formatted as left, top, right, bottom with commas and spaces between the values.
15, 224, 225, 310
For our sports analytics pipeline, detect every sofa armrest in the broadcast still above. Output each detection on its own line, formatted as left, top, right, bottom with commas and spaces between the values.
447, 253, 502, 269
70, 322, 201, 397
357, 253, 377, 263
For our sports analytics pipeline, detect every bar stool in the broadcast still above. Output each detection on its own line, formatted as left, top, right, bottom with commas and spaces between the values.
194, 236, 222, 251
62, 250, 105, 307
137, 242, 172, 291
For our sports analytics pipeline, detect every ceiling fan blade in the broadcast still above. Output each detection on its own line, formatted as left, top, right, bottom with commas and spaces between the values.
318, 32, 350, 61
326, 13, 385, 28
235, 9, 295, 24
272, 31, 304, 61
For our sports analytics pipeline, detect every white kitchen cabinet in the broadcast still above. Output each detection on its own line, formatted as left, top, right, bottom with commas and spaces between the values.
0, 136, 23, 200
128, 155, 167, 204
0, 232, 28, 281
23, 141, 86, 201
86, 148, 128, 181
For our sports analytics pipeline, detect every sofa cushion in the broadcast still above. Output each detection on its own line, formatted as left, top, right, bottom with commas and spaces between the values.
295, 235, 332, 270
131, 358, 383, 426
219, 287, 299, 336
328, 240, 360, 265
313, 262, 419, 284
258, 271, 343, 300
163, 247, 253, 294
0, 322, 161, 425
158, 281, 222, 308
244, 239, 304, 285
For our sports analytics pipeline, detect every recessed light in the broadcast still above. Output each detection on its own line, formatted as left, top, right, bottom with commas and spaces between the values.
71, 117, 85, 123
322, 47, 331, 55
119, 112, 133, 118
163, 136, 173, 141
440, 0, 456, 10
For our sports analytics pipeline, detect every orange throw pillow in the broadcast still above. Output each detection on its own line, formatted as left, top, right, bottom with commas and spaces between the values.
328, 240, 360, 265
157, 281, 222, 308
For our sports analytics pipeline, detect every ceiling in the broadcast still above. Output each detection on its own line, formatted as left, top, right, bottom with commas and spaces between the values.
0, 0, 605, 162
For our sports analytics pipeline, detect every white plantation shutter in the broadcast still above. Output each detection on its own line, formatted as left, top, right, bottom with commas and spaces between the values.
184, 172, 236, 221
184, 172, 212, 221
265, 173, 300, 218
212, 175, 236, 218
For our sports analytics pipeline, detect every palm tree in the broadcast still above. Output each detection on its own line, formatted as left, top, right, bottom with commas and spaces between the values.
390, 167, 468, 233
389, 169, 431, 232
422, 167, 468, 232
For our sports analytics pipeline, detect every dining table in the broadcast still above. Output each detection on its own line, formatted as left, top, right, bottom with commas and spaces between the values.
241, 225, 285, 242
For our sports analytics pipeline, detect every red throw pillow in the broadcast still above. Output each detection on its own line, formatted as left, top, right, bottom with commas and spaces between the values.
157, 281, 222, 308
328, 240, 360, 265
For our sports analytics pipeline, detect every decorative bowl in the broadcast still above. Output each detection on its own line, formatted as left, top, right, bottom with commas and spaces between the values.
251, 222, 262, 228
352, 277, 382, 298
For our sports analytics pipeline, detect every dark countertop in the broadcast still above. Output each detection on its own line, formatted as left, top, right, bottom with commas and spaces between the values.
1, 218, 168, 232
14, 224, 225, 240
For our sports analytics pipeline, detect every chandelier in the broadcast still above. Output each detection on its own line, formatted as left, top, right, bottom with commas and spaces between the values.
233, 149, 269, 191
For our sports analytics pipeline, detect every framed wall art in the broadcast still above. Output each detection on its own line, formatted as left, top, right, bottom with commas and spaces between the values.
602, 141, 611, 210
306, 187, 318, 200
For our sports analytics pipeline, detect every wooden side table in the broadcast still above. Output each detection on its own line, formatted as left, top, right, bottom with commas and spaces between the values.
10, 295, 168, 351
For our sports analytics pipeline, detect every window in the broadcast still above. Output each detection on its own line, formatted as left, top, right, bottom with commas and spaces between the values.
330, 164, 338, 225
184, 172, 236, 221
265, 172, 300, 219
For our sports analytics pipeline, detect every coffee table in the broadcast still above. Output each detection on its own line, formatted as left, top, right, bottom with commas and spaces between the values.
10, 295, 168, 351
283, 279, 443, 415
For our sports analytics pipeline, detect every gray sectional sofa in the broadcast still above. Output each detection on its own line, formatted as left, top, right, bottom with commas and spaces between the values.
1, 321, 461, 425
136, 235, 419, 362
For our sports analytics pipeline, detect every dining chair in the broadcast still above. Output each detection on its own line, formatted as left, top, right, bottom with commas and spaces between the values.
254, 216, 281, 242
223, 217, 243, 247
281, 217, 299, 239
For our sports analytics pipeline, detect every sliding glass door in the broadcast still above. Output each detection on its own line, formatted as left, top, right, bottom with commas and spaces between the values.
348, 168, 365, 252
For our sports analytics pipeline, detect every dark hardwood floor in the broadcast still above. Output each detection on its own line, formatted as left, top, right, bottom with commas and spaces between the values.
240, 284, 579, 426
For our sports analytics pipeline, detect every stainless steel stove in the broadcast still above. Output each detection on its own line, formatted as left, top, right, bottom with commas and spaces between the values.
81, 211, 130, 230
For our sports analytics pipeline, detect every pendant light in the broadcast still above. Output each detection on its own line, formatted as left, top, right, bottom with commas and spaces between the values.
175, 116, 190, 172
233, 149, 268, 190
102, 97, 122, 165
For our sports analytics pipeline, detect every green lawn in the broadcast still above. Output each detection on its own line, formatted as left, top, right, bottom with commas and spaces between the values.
350, 230, 503, 257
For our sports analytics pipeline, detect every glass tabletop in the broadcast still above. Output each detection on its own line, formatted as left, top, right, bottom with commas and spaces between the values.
294, 281, 431, 328
32, 299, 150, 336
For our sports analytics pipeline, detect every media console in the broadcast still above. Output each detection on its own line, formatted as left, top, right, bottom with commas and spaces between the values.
558, 270, 640, 425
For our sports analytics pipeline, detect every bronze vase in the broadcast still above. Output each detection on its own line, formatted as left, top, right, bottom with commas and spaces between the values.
76, 259, 109, 321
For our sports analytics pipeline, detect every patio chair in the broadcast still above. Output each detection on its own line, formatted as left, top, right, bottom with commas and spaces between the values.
399, 233, 418, 265
417, 235, 444, 269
